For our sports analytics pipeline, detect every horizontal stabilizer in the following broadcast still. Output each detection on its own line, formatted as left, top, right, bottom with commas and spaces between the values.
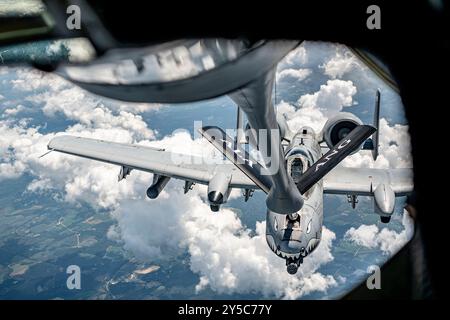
198, 126, 272, 194
296, 125, 376, 194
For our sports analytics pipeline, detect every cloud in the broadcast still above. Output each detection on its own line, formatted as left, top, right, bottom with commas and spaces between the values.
276, 79, 357, 133
276, 68, 312, 83
344, 210, 414, 255
0, 0, 44, 17
0, 68, 161, 204
2, 104, 27, 116
11, 67, 160, 114
277, 100, 328, 134
298, 79, 357, 116
279, 46, 308, 69
35, 90, 154, 139
0, 124, 45, 180
11, 68, 68, 92
111, 186, 338, 299
320, 49, 364, 79
0, 121, 148, 208
10, 67, 158, 139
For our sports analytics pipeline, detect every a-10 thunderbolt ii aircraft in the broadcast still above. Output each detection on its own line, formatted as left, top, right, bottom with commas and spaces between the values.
20, 36, 410, 274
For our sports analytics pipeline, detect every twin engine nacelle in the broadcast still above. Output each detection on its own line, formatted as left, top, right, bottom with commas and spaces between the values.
207, 172, 231, 212
321, 112, 364, 154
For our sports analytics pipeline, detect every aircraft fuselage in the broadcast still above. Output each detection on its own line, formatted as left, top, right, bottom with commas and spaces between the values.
265, 126, 324, 274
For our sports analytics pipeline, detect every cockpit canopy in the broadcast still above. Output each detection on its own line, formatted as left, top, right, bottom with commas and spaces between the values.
285, 145, 317, 198
286, 148, 310, 182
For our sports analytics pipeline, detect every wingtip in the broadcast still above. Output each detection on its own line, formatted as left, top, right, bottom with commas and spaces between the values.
47, 135, 73, 150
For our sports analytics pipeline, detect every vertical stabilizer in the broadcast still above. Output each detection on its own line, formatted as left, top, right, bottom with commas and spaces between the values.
235, 106, 247, 146
372, 89, 381, 160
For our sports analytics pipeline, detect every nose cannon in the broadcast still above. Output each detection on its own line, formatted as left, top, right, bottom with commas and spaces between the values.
286, 256, 303, 275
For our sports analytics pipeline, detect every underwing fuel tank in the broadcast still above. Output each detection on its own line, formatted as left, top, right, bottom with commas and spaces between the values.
373, 183, 395, 221
146, 174, 171, 199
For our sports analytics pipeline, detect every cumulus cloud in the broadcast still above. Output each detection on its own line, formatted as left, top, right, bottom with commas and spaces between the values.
279, 46, 308, 70
276, 68, 312, 83
111, 186, 338, 299
33, 87, 155, 140
276, 79, 357, 134
186, 209, 336, 298
11, 67, 160, 114
0, 0, 44, 17
11, 68, 67, 92
0, 68, 160, 202
2, 104, 27, 116
0, 121, 147, 207
0, 124, 42, 179
10, 68, 158, 139
344, 210, 414, 255
298, 79, 357, 116
277, 100, 328, 134
320, 49, 364, 79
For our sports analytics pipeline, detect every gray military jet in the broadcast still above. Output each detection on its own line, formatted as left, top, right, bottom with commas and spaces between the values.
22, 37, 409, 274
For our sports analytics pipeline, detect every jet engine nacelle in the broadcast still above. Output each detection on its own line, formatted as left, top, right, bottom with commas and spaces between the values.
207, 172, 231, 212
146, 174, 171, 199
322, 112, 363, 154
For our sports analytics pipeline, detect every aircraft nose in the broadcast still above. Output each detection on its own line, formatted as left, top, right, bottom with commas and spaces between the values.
279, 237, 303, 254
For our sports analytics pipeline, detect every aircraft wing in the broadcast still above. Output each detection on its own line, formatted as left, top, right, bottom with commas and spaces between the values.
323, 166, 413, 196
47, 135, 257, 189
